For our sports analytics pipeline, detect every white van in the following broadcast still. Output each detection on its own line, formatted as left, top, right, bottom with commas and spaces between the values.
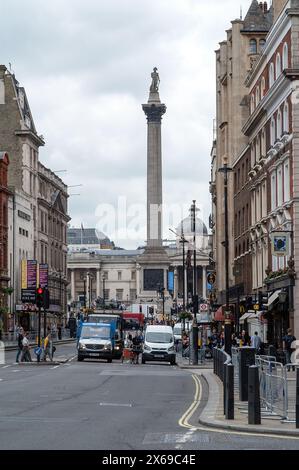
142, 325, 176, 365
173, 322, 192, 342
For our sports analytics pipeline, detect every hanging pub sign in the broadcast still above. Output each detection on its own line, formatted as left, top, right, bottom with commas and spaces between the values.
271, 232, 290, 257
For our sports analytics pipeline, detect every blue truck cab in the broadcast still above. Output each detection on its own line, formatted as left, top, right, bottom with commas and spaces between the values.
77, 322, 116, 362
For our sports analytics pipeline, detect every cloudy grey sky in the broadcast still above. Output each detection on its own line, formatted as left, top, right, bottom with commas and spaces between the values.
1, 0, 250, 248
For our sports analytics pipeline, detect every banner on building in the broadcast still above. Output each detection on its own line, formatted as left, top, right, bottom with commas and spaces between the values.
38, 263, 48, 288
168, 271, 174, 292
271, 232, 290, 257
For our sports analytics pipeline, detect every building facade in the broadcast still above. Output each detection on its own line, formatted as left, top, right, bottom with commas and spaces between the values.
0, 151, 10, 330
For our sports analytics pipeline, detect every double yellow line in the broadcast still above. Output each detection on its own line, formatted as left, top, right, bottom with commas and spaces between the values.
178, 373, 299, 440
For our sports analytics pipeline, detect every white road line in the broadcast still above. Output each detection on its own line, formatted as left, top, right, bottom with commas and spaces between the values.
2, 365, 10, 369
0, 378, 3, 381
50, 366, 60, 370
99, 402, 132, 408
12, 370, 20, 373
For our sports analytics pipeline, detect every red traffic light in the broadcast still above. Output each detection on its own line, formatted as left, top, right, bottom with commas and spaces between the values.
37, 287, 43, 295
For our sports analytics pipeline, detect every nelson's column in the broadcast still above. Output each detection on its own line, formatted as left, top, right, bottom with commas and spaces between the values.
137, 68, 170, 303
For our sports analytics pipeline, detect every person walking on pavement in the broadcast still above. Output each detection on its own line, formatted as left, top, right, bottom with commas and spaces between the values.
132, 331, 143, 364
21, 332, 32, 362
283, 328, 296, 371
251, 331, 262, 354
43, 333, 53, 361
16, 327, 24, 363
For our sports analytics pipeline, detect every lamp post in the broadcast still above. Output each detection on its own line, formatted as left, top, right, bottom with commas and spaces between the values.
218, 157, 233, 355
89, 274, 93, 309
102, 274, 106, 311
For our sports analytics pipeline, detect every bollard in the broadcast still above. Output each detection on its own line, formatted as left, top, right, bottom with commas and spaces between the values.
191, 324, 198, 365
296, 368, 299, 429
225, 363, 234, 420
248, 365, 261, 425
223, 363, 227, 414
239, 347, 256, 401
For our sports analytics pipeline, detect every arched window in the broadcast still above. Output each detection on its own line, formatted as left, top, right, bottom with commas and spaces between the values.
283, 101, 289, 133
276, 53, 281, 79
255, 86, 260, 106
251, 94, 255, 113
259, 39, 266, 52
277, 110, 282, 139
249, 39, 257, 54
261, 77, 266, 98
270, 117, 276, 146
269, 63, 275, 87
261, 128, 266, 156
283, 43, 289, 69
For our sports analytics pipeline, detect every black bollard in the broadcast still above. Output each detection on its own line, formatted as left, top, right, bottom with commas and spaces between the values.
239, 347, 256, 401
225, 363, 234, 420
248, 365, 261, 425
191, 324, 198, 365
223, 363, 227, 414
296, 368, 299, 429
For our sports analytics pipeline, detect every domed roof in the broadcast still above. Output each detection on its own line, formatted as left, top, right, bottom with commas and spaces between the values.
177, 216, 208, 236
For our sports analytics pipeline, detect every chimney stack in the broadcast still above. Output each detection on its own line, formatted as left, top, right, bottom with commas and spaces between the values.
263, 2, 268, 13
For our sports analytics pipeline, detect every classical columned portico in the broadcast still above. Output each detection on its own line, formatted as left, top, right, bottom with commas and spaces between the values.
96, 268, 101, 298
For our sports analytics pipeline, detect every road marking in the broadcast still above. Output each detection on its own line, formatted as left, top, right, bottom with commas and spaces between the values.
0, 378, 3, 381
99, 402, 132, 408
2, 365, 10, 369
50, 366, 60, 370
178, 373, 299, 441
12, 370, 20, 373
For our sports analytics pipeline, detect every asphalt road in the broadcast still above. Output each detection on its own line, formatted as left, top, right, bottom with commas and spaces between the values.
0, 343, 299, 450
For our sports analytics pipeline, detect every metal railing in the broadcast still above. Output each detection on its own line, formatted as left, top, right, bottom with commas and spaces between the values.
213, 347, 231, 383
255, 355, 299, 421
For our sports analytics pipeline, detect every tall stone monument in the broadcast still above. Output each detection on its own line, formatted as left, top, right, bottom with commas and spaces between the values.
137, 68, 170, 303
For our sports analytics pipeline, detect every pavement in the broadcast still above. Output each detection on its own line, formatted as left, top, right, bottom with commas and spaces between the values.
176, 354, 299, 438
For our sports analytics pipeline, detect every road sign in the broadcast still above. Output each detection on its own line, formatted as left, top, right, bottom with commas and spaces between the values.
21, 288, 36, 303
207, 272, 216, 285
34, 347, 42, 356
200, 303, 208, 312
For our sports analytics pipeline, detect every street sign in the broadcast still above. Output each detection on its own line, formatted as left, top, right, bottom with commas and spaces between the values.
34, 347, 42, 356
21, 288, 36, 303
200, 303, 208, 312
207, 272, 216, 285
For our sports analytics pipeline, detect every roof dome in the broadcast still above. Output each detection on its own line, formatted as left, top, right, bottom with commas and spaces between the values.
176, 216, 208, 236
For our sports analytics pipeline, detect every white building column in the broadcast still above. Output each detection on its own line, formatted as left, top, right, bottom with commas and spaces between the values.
202, 266, 207, 300
86, 272, 90, 307
136, 264, 141, 296
71, 269, 75, 302
174, 267, 178, 300
96, 268, 101, 298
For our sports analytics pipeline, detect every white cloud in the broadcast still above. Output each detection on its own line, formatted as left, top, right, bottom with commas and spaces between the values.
1, 0, 251, 247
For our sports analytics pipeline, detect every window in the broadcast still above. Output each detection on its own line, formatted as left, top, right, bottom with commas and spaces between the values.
255, 86, 260, 106
103, 271, 108, 280
116, 289, 123, 301
256, 135, 260, 161
251, 192, 256, 225
118, 271, 122, 281
251, 144, 255, 167
249, 39, 257, 54
261, 129, 266, 156
277, 110, 282, 139
284, 160, 290, 202
131, 271, 136, 281
277, 165, 283, 206
261, 77, 266, 98
251, 94, 255, 113
271, 172, 277, 210
283, 43, 288, 69
259, 39, 266, 52
270, 117, 276, 146
261, 182, 267, 218
256, 186, 261, 221
283, 102, 289, 133
130, 289, 137, 301
269, 63, 275, 87
276, 53, 281, 79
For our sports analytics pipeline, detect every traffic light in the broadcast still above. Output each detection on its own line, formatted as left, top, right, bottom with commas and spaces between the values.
35, 286, 50, 309
36, 286, 44, 308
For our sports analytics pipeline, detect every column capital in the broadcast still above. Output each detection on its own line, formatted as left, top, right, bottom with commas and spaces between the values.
142, 103, 166, 122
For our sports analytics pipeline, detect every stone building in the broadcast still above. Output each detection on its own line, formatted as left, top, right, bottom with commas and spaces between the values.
0, 151, 10, 330
0, 65, 69, 330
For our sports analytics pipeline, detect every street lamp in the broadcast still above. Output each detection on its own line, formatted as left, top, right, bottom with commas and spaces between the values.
190, 200, 199, 315
157, 284, 165, 320
169, 227, 188, 329
89, 274, 93, 309
102, 274, 106, 311
218, 156, 233, 355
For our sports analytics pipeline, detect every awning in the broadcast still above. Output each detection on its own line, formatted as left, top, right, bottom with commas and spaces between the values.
214, 306, 225, 322
239, 312, 252, 324
247, 311, 263, 321
265, 289, 281, 308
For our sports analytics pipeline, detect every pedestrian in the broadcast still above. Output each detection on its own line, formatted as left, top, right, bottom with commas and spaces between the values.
132, 331, 143, 364
239, 329, 250, 347
58, 324, 62, 340
231, 333, 238, 347
21, 332, 32, 362
282, 328, 296, 372
251, 331, 262, 354
218, 331, 225, 348
16, 327, 24, 363
43, 333, 53, 361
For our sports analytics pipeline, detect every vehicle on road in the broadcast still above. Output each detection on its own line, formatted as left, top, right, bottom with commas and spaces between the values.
173, 321, 192, 343
77, 322, 115, 362
87, 312, 124, 359
142, 325, 176, 365
122, 312, 144, 331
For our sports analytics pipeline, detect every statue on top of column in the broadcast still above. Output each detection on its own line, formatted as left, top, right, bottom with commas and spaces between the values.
150, 67, 160, 92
